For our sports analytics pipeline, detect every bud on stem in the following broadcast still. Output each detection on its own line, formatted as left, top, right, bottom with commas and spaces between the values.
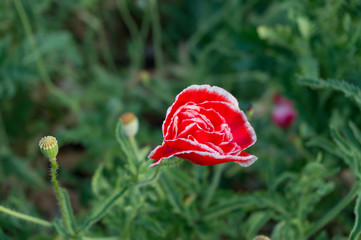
39, 136, 58, 160
119, 113, 139, 138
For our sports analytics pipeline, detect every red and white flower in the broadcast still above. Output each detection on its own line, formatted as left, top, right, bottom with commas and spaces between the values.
148, 85, 257, 167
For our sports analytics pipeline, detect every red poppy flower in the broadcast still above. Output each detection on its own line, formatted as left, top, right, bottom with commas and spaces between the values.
272, 94, 297, 129
148, 85, 257, 167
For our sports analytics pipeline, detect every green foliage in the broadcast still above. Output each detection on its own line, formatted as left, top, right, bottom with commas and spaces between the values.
298, 77, 361, 107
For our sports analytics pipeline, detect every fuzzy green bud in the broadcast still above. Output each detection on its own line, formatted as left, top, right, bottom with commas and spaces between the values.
119, 113, 139, 138
39, 136, 58, 160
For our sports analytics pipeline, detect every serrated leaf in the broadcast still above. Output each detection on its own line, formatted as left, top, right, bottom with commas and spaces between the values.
297, 77, 361, 106
306, 137, 343, 158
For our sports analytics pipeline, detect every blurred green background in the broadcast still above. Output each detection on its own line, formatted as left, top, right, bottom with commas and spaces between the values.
1, 0, 361, 239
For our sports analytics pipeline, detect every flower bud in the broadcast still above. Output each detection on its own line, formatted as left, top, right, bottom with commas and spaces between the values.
271, 93, 297, 129
119, 113, 139, 138
39, 136, 58, 159
253, 235, 271, 240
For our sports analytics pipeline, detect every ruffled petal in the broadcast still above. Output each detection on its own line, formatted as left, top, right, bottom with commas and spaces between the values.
199, 101, 256, 150
176, 150, 257, 166
148, 138, 217, 167
162, 85, 239, 136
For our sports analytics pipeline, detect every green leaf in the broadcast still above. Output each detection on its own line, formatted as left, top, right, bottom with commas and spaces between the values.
61, 189, 77, 235
297, 16, 316, 40
246, 211, 273, 239
349, 193, 361, 240
201, 199, 247, 221
257, 24, 293, 48
53, 218, 69, 239
297, 77, 361, 106
306, 137, 343, 158
271, 221, 296, 240
349, 121, 361, 147
160, 174, 183, 214
138, 215, 165, 237
80, 186, 128, 233
91, 162, 111, 196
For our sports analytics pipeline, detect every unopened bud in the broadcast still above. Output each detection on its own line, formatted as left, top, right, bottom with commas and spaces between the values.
39, 136, 58, 160
254, 235, 271, 240
119, 113, 139, 138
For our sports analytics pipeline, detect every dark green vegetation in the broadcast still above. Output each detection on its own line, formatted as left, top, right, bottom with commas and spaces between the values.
1, 0, 361, 239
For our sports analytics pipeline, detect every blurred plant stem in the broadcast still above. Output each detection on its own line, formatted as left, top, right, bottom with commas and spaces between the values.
203, 164, 225, 208
305, 182, 360, 238
0, 113, 10, 153
117, 0, 163, 79
13, 0, 79, 113
129, 136, 141, 182
117, 0, 149, 82
0, 205, 52, 227
149, 0, 163, 74
50, 157, 74, 236
129, 136, 140, 162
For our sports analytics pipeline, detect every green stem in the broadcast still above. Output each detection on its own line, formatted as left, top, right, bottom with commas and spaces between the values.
129, 136, 140, 181
129, 136, 140, 162
137, 165, 161, 187
0, 112, 10, 152
305, 182, 360, 239
150, 0, 163, 73
13, 0, 78, 113
50, 158, 73, 235
203, 164, 225, 208
0, 205, 52, 227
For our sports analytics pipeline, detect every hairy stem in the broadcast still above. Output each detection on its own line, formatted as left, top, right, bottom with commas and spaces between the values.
0, 205, 52, 227
50, 158, 73, 235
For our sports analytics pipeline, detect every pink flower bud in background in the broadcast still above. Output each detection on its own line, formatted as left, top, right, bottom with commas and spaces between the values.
272, 93, 297, 129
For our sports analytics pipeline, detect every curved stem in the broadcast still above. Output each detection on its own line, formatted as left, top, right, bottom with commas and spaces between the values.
305, 182, 360, 239
50, 158, 73, 235
0, 205, 52, 227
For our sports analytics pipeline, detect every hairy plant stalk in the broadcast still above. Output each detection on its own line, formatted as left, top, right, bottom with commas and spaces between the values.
0, 205, 52, 227
50, 158, 73, 235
